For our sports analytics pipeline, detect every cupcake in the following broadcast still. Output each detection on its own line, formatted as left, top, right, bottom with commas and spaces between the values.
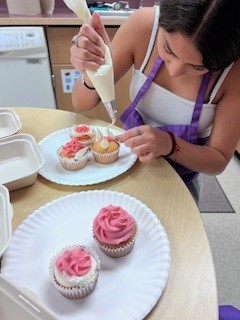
70, 124, 96, 146
49, 245, 100, 299
91, 128, 120, 164
93, 205, 137, 258
57, 138, 89, 171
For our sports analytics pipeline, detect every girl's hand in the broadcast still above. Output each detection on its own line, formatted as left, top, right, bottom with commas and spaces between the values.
116, 125, 172, 163
70, 12, 110, 72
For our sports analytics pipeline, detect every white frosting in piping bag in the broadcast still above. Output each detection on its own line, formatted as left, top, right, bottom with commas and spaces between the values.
63, 0, 116, 123
63, 0, 92, 23
86, 40, 115, 104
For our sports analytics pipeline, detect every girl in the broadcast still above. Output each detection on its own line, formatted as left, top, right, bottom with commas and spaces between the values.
70, 0, 240, 201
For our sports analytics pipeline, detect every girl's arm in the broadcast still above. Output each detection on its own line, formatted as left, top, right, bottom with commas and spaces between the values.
70, 9, 154, 112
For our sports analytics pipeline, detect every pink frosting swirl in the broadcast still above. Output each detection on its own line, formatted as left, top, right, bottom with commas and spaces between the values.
55, 248, 91, 276
93, 205, 134, 245
72, 124, 95, 139
75, 125, 90, 133
61, 139, 85, 157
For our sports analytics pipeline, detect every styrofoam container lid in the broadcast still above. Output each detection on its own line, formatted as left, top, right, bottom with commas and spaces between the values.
0, 184, 13, 258
0, 108, 21, 139
0, 133, 45, 191
0, 275, 59, 320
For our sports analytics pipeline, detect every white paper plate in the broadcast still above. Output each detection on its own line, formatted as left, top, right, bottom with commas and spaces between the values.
38, 126, 137, 186
1, 190, 171, 320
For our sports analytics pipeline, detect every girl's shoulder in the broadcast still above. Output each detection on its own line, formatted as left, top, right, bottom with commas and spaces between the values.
214, 60, 240, 105
123, 7, 157, 32
223, 60, 240, 90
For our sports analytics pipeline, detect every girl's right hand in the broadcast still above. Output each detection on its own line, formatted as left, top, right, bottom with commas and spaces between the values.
70, 12, 110, 72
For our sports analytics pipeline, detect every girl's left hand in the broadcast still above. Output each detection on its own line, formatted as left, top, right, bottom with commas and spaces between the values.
115, 125, 172, 163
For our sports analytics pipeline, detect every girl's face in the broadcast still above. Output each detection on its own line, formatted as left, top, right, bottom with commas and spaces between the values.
157, 28, 208, 77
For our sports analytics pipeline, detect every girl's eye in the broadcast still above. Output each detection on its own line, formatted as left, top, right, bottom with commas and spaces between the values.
163, 40, 207, 71
164, 44, 172, 55
193, 65, 206, 71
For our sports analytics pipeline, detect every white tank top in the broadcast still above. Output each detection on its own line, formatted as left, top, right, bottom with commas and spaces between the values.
130, 6, 233, 138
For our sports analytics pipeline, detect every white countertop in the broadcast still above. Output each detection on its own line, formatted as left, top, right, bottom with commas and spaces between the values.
0, 8, 128, 26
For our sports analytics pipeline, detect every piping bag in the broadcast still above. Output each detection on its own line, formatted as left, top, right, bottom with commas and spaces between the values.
63, 0, 117, 125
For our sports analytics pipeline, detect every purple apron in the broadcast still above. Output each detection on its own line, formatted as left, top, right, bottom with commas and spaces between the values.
120, 57, 212, 184
219, 305, 240, 320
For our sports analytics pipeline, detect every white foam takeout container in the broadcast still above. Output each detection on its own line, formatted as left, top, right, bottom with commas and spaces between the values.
0, 184, 13, 259
0, 275, 59, 320
0, 108, 22, 139
0, 133, 45, 191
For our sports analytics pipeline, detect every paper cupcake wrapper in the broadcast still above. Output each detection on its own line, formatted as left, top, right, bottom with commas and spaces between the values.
91, 148, 119, 164
57, 148, 88, 171
93, 224, 138, 258
49, 244, 100, 299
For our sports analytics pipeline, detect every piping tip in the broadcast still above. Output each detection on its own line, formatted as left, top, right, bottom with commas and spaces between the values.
104, 101, 117, 125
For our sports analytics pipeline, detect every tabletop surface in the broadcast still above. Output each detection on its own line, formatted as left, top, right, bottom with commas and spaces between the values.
5, 107, 218, 320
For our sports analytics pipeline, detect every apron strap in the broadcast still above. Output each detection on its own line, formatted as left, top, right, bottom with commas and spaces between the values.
132, 56, 163, 109
191, 71, 212, 127
120, 57, 163, 122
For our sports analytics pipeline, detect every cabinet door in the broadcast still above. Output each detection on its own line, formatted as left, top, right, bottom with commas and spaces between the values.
47, 27, 79, 64
47, 27, 131, 127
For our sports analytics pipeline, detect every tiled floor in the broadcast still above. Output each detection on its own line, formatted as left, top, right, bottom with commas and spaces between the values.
201, 155, 240, 309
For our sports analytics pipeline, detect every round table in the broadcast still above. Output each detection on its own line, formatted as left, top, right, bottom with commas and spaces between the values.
8, 107, 218, 320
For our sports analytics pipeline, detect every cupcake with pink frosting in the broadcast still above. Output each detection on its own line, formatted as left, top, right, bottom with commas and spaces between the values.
93, 205, 138, 258
49, 245, 100, 299
70, 124, 96, 146
57, 138, 89, 171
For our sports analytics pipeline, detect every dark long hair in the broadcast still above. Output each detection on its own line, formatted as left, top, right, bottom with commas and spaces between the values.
159, 0, 240, 71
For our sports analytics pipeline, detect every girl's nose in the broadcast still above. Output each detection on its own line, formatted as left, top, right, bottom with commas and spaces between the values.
167, 59, 186, 77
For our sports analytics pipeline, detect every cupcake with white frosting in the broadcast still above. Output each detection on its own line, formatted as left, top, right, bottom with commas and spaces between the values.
70, 124, 96, 146
57, 138, 89, 171
49, 245, 100, 299
91, 128, 120, 164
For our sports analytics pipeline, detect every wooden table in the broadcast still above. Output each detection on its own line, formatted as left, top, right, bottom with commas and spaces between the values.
8, 107, 218, 320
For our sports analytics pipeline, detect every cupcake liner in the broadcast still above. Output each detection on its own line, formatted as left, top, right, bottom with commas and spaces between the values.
91, 148, 119, 164
93, 223, 138, 258
49, 245, 100, 299
59, 156, 88, 171
57, 148, 88, 171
